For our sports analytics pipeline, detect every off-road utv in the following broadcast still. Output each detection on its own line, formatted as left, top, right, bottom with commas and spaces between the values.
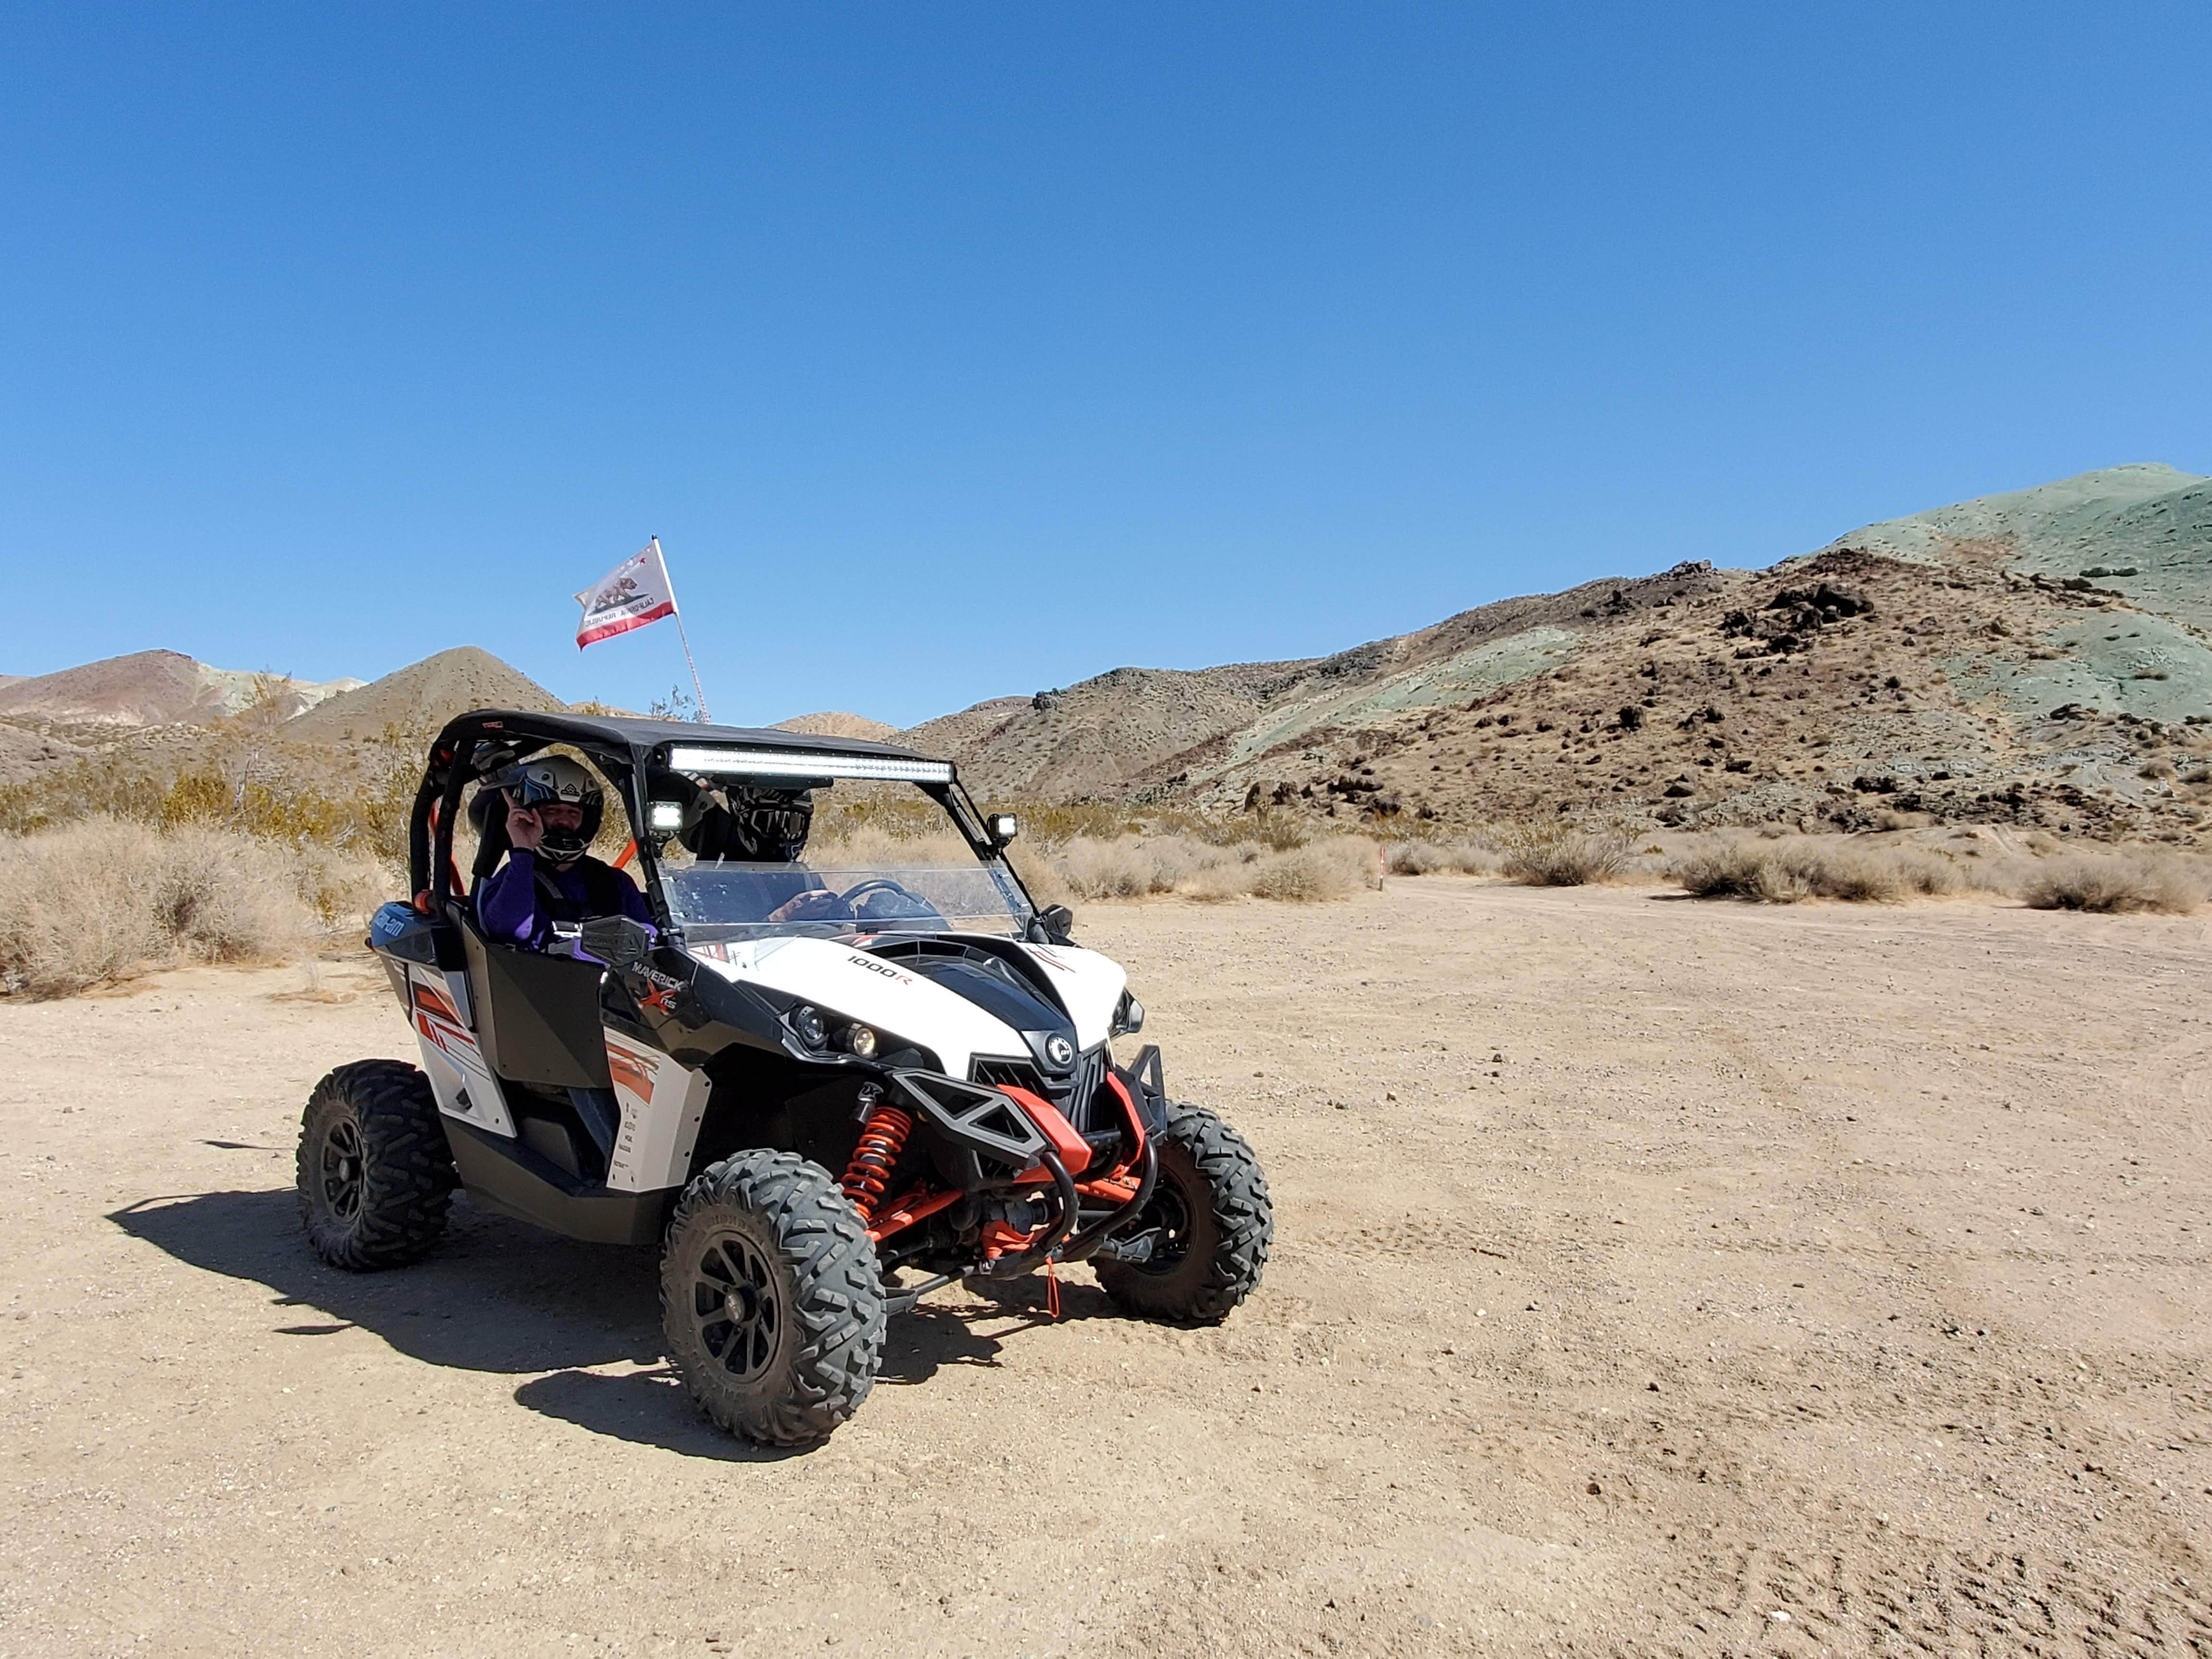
301, 711, 1271, 1444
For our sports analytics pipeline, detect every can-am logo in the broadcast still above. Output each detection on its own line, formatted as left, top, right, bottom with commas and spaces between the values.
1044, 1034, 1074, 1067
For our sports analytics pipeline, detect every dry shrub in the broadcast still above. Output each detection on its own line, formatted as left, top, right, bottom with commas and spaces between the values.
1002, 842, 1074, 913
1051, 834, 1205, 900
0, 818, 391, 998
806, 820, 975, 868
1200, 837, 1381, 903
1384, 839, 1500, 877
1672, 839, 1958, 903
1496, 823, 1628, 887
1039, 830, 1378, 904
2022, 853, 2202, 915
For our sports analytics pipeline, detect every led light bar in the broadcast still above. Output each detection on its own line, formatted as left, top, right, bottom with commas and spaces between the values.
666, 745, 954, 784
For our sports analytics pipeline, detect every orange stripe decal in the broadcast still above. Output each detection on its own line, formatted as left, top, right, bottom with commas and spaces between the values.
606, 1046, 656, 1098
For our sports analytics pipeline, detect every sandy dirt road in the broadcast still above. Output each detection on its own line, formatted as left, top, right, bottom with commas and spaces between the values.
3, 882, 2210, 1657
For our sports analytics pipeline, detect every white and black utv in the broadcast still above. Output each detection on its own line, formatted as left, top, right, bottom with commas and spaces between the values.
301, 711, 1271, 1444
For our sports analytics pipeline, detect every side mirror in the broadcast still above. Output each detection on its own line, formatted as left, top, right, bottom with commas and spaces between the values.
1028, 903, 1074, 946
579, 914, 653, 972
988, 812, 1020, 845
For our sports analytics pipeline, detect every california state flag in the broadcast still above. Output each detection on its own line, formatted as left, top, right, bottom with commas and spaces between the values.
575, 539, 680, 648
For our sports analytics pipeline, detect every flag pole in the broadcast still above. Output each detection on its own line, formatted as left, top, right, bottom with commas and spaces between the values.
652, 536, 713, 722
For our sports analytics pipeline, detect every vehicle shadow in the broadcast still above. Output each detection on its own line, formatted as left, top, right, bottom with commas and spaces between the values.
510, 1366, 801, 1462
111, 1188, 665, 1376
876, 1300, 1008, 1383
108, 1187, 1083, 1456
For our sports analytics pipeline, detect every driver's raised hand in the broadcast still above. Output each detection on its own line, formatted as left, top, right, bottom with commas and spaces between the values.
505, 795, 545, 851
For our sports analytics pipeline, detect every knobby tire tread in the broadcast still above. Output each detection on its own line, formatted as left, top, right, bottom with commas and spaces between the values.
1100, 1101, 1272, 1324
297, 1059, 457, 1271
661, 1151, 886, 1447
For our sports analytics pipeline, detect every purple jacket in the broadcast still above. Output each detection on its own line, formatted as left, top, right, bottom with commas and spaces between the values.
476, 851, 652, 951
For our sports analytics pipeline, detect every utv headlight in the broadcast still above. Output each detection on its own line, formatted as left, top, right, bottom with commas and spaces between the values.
842, 1023, 879, 1059
792, 1004, 828, 1048
1113, 991, 1145, 1036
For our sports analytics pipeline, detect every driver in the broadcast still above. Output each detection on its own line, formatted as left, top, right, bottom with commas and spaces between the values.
477, 756, 653, 950
670, 782, 938, 928
677, 783, 851, 923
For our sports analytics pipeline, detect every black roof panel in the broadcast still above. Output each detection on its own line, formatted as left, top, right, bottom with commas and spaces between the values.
431, 708, 943, 769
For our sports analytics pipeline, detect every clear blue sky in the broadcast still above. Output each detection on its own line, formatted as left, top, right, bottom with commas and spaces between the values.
3, 3, 2207, 725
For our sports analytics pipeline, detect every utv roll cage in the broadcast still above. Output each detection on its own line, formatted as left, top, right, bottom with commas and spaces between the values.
408, 709, 1026, 923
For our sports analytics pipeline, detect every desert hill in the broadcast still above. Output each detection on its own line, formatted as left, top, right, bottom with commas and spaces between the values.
1816, 462, 2212, 631
284, 647, 567, 745
914, 466, 2212, 846
770, 711, 902, 742
0, 649, 359, 733
7, 465, 2206, 844
0, 725, 89, 787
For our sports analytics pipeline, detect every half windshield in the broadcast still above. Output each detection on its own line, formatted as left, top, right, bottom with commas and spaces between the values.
661, 862, 1033, 942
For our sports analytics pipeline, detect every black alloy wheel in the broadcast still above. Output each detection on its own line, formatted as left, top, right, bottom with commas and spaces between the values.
660, 1150, 886, 1446
320, 1118, 366, 1223
1096, 1101, 1273, 1324
1137, 1178, 1196, 1273
690, 1232, 782, 1382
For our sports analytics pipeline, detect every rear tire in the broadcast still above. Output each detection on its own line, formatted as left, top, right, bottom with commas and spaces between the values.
1097, 1103, 1272, 1323
297, 1060, 457, 1270
661, 1151, 886, 1446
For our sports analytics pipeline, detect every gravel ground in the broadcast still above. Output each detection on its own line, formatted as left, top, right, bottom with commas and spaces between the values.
2, 881, 2209, 1656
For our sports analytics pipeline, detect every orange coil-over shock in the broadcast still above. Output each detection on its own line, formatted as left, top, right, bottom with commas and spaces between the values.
840, 1105, 914, 1223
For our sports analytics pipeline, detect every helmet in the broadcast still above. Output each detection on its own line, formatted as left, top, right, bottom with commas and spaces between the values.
506, 755, 603, 866
727, 786, 814, 862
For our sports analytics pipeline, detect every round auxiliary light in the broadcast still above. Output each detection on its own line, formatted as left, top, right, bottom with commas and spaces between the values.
792, 1004, 827, 1048
843, 1024, 879, 1060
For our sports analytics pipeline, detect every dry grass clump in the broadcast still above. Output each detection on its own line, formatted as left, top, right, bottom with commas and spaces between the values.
805, 821, 976, 868
1038, 831, 1380, 904
1671, 838, 1958, 903
2021, 853, 2203, 915
1496, 823, 1629, 887
1051, 834, 1204, 900
1194, 836, 1382, 903
807, 812, 1382, 908
1383, 839, 1500, 877
0, 818, 390, 998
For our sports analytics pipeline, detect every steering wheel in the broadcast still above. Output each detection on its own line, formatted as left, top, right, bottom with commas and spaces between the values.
838, 878, 925, 907
839, 878, 948, 926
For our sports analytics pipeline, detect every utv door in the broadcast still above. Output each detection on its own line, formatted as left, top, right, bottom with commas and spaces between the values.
451, 907, 614, 1090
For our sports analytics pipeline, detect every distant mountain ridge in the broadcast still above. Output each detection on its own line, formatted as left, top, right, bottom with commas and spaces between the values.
904, 464, 2212, 845
0, 649, 361, 730
770, 711, 902, 743
284, 647, 569, 743
7, 463, 2208, 843
1818, 463, 2212, 630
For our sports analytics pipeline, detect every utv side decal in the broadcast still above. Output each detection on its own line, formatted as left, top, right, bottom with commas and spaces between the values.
411, 981, 466, 1027
405, 964, 513, 1135
606, 1045, 658, 1098
602, 1031, 710, 1193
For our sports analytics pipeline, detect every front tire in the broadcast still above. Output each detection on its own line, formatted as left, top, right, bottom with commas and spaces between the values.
296, 1060, 457, 1270
661, 1151, 886, 1446
1097, 1103, 1272, 1323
